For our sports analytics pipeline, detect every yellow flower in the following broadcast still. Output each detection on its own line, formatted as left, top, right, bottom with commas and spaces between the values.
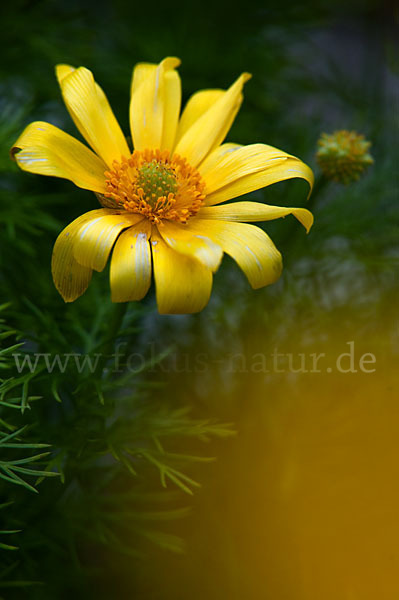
11, 57, 314, 314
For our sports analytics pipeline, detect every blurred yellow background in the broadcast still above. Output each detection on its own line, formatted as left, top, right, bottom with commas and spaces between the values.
134, 320, 399, 600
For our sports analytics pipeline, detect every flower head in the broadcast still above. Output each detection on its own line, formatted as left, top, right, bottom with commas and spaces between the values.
11, 57, 314, 314
102, 149, 206, 224
316, 130, 373, 184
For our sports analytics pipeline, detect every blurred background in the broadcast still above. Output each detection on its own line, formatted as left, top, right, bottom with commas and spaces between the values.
0, 0, 398, 598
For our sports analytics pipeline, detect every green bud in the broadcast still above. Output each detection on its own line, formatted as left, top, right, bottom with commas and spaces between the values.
316, 130, 373, 184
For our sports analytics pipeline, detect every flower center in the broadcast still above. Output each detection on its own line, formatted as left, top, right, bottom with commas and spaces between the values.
135, 159, 178, 206
103, 149, 206, 224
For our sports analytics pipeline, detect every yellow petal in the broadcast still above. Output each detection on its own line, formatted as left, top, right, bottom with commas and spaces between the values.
195, 142, 242, 177
110, 220, 152, 302
188, 219, 282, 289
55, 64, 75, 82
200, 143, 294, 194
175, 89, 225, 143
11, 121, 107, 193
52, 209, 111, 302
198, 201, 314, 233
161, 69, 182, 151
130, 63, 155, 95
129, 57, 181, 152
157, 220, 223, 271
205, 156, 314, 206
174, 73, 251, 167
56, 65, 130, 167
74, 212, 143, 272
151, 228, 213, 314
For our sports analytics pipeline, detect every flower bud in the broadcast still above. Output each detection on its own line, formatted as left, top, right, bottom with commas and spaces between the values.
316, 130, 373, 184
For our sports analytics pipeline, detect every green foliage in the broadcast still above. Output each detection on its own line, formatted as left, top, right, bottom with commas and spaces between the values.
0, 307, 56, 495
0, 296, 234, 596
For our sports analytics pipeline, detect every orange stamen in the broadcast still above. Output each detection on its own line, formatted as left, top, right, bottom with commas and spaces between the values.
103, 149, 206, 224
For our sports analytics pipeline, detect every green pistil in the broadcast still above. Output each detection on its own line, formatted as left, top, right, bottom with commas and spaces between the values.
136, 160, 178, 206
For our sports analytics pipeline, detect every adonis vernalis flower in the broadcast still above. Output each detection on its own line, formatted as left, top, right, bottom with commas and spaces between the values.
11, 57, 314, 314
